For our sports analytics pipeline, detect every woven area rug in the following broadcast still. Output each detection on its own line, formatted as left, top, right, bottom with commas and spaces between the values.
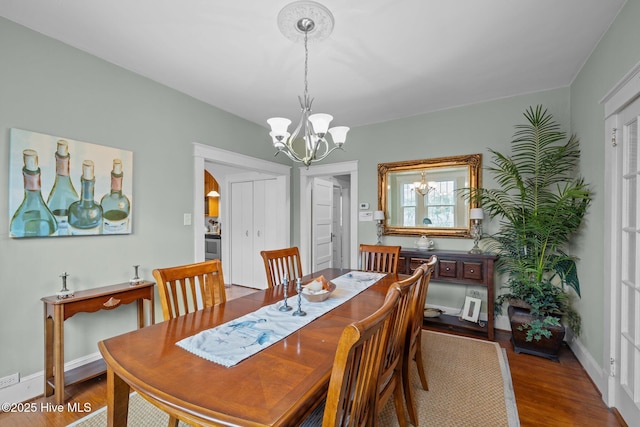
68, 330, 519, 427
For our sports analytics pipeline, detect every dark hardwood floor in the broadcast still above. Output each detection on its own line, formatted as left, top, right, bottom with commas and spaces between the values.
0, 329, 625, 427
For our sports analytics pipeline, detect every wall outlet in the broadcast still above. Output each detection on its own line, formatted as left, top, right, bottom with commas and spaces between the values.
469, 290, 481, 299
0, 372, 19, 389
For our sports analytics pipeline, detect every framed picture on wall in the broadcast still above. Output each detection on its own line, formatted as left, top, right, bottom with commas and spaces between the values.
8, 128, 133, 238
461, 296, 482, 323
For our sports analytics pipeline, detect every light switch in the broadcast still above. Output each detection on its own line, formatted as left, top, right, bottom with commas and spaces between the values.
183, 213, 192, 226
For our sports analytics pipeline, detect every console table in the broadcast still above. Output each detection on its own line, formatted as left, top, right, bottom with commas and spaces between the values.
398, 248, 498, 340
42, 281, 155, 404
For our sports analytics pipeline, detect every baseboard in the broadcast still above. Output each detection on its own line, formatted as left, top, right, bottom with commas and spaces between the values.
568, 336, 608, 399
0, 352, 103, 404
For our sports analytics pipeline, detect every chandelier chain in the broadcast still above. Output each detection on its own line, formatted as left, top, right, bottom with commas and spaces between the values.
303, 28, 309, 103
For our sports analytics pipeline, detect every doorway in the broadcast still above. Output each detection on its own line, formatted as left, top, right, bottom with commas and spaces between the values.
300, 161, 359, 273
193, 143, 291, 285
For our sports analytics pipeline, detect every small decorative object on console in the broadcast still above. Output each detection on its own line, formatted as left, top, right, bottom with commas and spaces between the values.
130, 264, 142, 285
56, 272, 74, 299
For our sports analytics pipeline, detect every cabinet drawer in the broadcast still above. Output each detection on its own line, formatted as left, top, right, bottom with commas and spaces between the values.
409, 257, 431, 273
438, 260, 457, 278
463, 262, 483, 280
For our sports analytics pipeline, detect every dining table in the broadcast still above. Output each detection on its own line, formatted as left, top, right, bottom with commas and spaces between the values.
98, 267, 400, 427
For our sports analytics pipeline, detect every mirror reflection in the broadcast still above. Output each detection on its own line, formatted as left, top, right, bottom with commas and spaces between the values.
378, 154, 482, 238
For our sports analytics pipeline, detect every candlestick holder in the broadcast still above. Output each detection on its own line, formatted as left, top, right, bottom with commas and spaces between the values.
279, 276, 293, 312
292, 278, 306, 317
56, 272, 74, 299
130, 264, 142, 285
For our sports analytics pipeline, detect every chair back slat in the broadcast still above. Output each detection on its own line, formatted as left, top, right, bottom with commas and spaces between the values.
359, 244, 401, 274
374, 266, 424, 425
323, 289, 401, 427
153, 260, 226, 321
260, 247, 303, 288
402, 255, 437, 425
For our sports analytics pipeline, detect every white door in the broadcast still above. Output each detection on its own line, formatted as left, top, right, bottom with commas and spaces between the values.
332, 185, 343, 268
610, 95, 640, 424
230, 181, 253, 286
253, 179, 278, 288
312, 178, 333, 271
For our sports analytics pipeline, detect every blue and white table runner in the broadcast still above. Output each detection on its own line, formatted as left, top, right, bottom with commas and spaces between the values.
176, 271, 386, 367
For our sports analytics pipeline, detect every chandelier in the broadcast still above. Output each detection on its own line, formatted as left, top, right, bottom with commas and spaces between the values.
413, 171, 435, 196
267, 1, 349, 168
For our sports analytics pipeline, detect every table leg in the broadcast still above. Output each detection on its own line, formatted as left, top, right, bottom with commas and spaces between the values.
43, 303, 54, 397
53, 304, 64, 405
106, 366, 130, 427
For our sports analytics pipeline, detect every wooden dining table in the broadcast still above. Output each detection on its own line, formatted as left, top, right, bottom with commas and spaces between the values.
98, 268, 399, 427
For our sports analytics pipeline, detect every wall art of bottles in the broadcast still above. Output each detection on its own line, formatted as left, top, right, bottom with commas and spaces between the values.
8, 128, 133, 238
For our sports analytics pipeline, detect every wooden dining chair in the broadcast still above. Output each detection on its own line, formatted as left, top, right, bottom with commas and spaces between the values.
321, 286, 402, 427
152, 259, 226, 321
359, 244, 401, 274
260, 246, 303, 288
402, 255, 437, 425
374, 265, 425, 427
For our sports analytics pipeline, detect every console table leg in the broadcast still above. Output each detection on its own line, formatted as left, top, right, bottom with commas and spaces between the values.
43, 305, 54, 398
53, 304, 64, 405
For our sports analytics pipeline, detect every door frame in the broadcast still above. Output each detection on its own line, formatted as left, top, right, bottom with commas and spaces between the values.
193, 143, 291, 283
601, 60, 640, 411
300, 161, 358, 273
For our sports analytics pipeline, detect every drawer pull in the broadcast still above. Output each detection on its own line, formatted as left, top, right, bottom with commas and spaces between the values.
470, 269, 474, 273
445, 267, 450, 271
103, 297, 121, 309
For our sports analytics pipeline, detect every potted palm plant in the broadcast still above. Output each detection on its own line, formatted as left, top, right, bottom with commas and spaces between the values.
471, 105, 592, 361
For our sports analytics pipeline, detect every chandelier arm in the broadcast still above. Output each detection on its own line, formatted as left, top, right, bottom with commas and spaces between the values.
309, 137, 329, 160
313, 145, 344, 162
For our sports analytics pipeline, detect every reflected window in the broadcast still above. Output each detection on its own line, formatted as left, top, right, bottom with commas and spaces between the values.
425, 180, 455, 227
401, 183, 416, 226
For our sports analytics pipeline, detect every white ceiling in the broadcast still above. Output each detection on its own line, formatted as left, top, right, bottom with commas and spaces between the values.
0, 0, 626, 129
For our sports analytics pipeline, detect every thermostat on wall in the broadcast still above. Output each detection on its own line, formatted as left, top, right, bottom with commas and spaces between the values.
359, 202, 369, 210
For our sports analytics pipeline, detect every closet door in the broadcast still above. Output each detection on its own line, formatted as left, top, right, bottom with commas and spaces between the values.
230, 181, 253, 286
252, 179, 278, 287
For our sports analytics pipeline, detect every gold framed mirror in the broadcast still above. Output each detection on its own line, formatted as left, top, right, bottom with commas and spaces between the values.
378, 154, 481, 238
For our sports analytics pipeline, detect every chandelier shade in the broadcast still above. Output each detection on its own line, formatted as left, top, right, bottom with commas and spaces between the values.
267, 1, 349, 168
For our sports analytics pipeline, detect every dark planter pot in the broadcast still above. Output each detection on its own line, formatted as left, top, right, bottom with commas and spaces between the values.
508, 304, 565, 362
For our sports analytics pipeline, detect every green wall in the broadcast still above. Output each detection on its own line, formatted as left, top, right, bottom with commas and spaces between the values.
570, 0, 640, 366
0, 17, 285, 379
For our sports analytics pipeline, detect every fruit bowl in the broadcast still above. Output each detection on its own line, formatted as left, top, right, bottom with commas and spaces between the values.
301, 276, 336, 302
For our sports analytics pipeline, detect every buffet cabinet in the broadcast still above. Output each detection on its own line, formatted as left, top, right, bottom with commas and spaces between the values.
398, 248, 498, 340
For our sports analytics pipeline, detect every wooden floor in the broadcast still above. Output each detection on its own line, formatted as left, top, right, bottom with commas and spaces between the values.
0, 286, 626, 427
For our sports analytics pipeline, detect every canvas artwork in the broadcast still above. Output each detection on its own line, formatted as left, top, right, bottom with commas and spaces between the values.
8, 128, 133, 238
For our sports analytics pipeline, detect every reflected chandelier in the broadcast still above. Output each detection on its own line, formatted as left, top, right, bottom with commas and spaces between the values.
267, 1, 349, 168
413, 171, 435, 196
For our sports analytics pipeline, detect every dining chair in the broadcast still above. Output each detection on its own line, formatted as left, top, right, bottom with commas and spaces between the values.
321, 286, 402, 427
374, 265, 426, 426
260, 246, 303, 288
359, 244, 401, 274
402, 255, 437, 425
152, 259, 226, 321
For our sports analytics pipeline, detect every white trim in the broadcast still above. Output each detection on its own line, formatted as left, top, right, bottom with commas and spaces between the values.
193, 143, 291, 283
601, 60, 640, 118
569, 338, 609, 403
600, 63, 640, 412
300, 161, 358, 273
0, 352, 102, 404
